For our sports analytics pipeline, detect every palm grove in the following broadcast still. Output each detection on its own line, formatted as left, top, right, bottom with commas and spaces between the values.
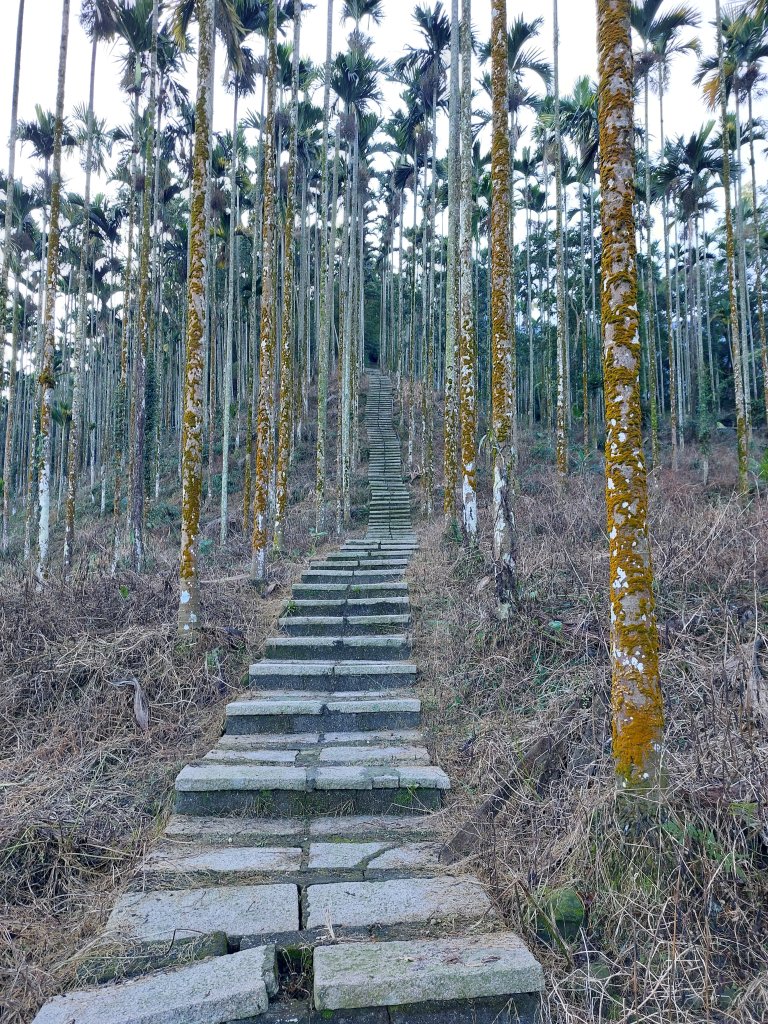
1, 0, 766, 782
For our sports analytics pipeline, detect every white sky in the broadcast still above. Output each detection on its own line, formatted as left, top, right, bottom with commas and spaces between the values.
0, 0, 732, 206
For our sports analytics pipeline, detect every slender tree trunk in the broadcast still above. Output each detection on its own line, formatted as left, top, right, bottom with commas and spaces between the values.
177, 0, 214, 635
251, 0, 278, 581
490, 0, 516, 599
220, 85, 239, 545
315, 0, 334, 534
598, 0, 663, 785
715, 0, 748, 495
553, 0, 567, 475
274, 1, 301, 551
458, 0, 477, 540
37, 0, 70, 581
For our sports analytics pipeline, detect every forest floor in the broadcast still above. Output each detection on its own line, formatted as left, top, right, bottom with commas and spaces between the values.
409, 432, 768, 1024
2, 394, 767, 1024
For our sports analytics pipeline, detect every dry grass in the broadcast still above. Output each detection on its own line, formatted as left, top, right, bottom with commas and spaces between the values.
410, 435, 768, 1024
0, 383, 368, 1023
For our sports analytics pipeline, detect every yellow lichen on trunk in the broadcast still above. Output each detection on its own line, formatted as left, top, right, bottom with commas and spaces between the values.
597, 0, 664, 785
177, 0, 213, 635
251, 0, 278, 581
489, 0, 516, 593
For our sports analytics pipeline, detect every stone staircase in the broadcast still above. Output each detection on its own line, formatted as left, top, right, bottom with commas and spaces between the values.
32, 370, 543, 1023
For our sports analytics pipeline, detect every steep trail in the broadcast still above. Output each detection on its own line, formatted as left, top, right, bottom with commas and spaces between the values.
33, 370, 543, 1023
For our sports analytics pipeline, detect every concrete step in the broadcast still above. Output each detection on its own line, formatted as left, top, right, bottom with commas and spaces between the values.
292, 581, 409, 600
30, 946, 278, 1024
217, 729, 426, 750
138, 838, 443, 887
174, 762, 449, 816
301, 568, 406, 584
204, 742, 431, 767
164, 813, 440, 847
264, 634, 410, 662
225, 690, 421, 734
278, 614, 411, 637
309, 558, 408, 571
302, 875, 495, 938
281, 597, 411, 617
313, 934, 543, 1017
249, 659, 416, 691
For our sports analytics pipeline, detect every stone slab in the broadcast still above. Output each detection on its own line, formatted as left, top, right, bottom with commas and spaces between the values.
304, 877, 493, 931
176, 764, 308, 792
165, 816, 305, 845
31, 946, 276, 1024
106, 884, 298, 944
142, 846, 303, 876
317, 746, 430, 765
313, 933, 544, 1011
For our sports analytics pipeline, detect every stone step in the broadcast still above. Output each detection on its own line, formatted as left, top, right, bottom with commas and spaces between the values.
216, 729, 426, 751
264, 635, 410, 662
225, 690, 421, 734
292, 581, 409, 600
30, 946, 278, 1024
164, 813, 440, 847
324, 551, 413, 563
174, 762, 449, 816
302, 875, 494, 938
301, 569, 406, 584
278, 614, 411, 637
281, 597, 411, 618
308, 559, 408, 573
138, 839, 443, 887
249, 659, 416, 691
204, 739, 430, 767
104, 883, 299, 947
313, 934, 543, 1017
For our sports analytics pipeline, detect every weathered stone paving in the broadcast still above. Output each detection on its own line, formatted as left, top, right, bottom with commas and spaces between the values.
32, 370, 543, 1023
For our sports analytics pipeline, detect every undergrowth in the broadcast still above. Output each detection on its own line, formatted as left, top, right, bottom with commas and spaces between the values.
410, 438, 768, 1024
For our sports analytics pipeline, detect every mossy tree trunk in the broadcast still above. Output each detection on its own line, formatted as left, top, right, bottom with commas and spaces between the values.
597, 0, 664, 785
458, 0, 477, 541
177, 0, 214, 635
274, 0, 301, 552
36, 0, 70, 582
250, 0, 278, 582
490, 0, 516, 598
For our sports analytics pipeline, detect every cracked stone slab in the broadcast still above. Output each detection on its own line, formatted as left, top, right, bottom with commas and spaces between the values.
304, 876, 494, 931
31, 945, 277, 1024
313, 934, 544, 1011
176, 764, 308, 792
105, 883, 299, 944
311, 767, 401, 790
165, 816, 306, 845
141, 846, 303, 876
308, 842, 440, 874
309, 816, 438, 841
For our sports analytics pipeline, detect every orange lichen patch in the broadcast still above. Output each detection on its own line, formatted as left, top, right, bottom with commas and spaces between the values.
598, 0, 664, 784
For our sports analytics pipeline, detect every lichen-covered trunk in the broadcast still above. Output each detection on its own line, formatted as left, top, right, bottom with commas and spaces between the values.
553, 0, 568, 476
274, 1, 301, 552
36, 0, 70, 582
458, 0, 477, 541
715, 0, 748, 496
250, 0, 278, 582
315, 0, 334, 535
63, 34, 98, 575
177, 0, 213, 635
597, 0, 663, 785
220, 86, 239, 546
490, 0, 516, 598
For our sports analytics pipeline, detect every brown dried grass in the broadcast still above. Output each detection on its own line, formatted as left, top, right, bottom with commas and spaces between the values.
410, 436, 768, 1024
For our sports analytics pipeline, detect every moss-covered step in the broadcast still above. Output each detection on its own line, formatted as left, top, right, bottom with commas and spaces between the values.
264, 635, 411, 662
278, 614, 411, 638
249, 660, 417, 691
174, 762, 448, 816
224, 691, 421, 733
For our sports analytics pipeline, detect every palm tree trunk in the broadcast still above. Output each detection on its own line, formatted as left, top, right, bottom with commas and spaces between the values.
274, 0, 301, 551
458, 0, 477, 540
37, 0, 70, 581
715, 0, 748, 495
746, 88, 768, 422
490, 0, 516, 598
597, 0, 663, 785
220, 85, 239, 545
251, 0, 278, 581
553, 0, 567, 475
177, 0, 214, 634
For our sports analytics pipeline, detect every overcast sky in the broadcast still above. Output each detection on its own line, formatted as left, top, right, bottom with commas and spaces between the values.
0, 0, 734, 208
